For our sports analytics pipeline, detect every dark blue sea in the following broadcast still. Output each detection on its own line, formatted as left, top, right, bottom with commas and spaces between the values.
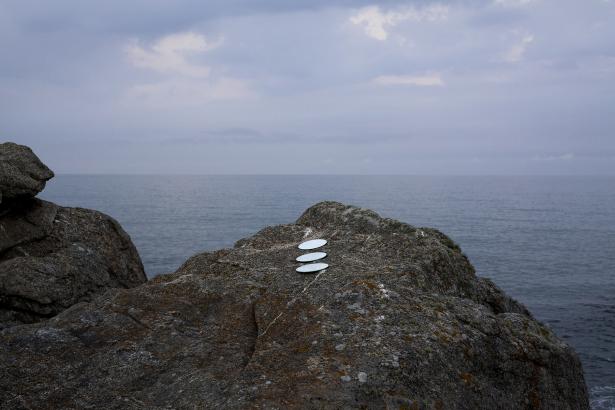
40, 175, 615, 409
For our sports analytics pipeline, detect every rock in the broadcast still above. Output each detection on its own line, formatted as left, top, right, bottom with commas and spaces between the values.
0, 142, 54, 207
0, 143, 146, 328
0, 198, 147, 328
0, 201, 589, 409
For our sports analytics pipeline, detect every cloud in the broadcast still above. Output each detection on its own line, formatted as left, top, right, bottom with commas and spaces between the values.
372, 73, 445, 86
162, 128, 264, 144
502, 33, 534, 62
125, 77, 252, 107
349, 5, 448, 41
123, 32, 252, 106
532, 153, 575, 161
494, 0, 536, 7
125, 32, 221, 77
3, 1, 615, 175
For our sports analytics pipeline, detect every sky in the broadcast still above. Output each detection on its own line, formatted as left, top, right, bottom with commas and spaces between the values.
1, 0, 614, 174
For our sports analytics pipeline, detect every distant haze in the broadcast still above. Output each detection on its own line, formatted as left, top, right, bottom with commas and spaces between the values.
1, 0, 614, 174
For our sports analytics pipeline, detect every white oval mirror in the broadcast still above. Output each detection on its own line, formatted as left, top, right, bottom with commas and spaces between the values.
296, 262, 328, 273
298, 239, 327, 250
296, 252, 327, 263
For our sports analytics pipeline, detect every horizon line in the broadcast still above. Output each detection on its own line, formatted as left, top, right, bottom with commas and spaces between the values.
50, 173, 615, 177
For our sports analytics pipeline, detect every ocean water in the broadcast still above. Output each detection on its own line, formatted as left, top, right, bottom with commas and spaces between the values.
40, 175, 615, 409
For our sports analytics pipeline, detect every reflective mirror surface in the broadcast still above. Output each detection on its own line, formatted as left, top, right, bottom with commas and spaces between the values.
296, 252, 327, 263
296, 262, 329, 273
298, 239, 327, 250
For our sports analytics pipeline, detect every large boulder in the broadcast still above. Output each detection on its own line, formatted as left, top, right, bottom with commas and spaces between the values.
0, 142, 147, 328
0, 202, 588, 409
0, 199, 147, 328
0, 142, 54, 206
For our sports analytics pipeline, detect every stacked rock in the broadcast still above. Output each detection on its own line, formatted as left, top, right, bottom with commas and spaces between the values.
0, 142, 54, 209
0, 142, 146, 328
295, 238, 328, 273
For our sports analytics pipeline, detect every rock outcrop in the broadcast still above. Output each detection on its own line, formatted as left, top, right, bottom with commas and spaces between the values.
0, 142, 54, 207
0, 142, 146, 328
0, 201, 589, 409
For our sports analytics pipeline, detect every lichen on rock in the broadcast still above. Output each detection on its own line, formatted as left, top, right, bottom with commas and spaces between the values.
0, 200, 589, 409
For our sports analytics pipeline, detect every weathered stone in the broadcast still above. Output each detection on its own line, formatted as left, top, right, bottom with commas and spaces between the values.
0, 198, 147, 328
0, 201, 589, 409
0, 142, 53, 206
0, 143, 146, 328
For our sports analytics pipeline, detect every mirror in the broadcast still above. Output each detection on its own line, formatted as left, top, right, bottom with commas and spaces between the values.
296, 252, 327, 262
296, 262, 329, 273
298, 239, 327, 250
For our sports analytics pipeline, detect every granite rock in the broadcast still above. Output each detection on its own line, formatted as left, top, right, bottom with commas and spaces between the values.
0, 142, 53, 207
0, 143, 146, 328
0, 198, 147, 328
0, 201, 589, 409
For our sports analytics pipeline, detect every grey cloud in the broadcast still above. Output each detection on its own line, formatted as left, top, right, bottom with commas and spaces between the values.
161, 129, 422, 145
1, 0, 614, 174
1, 0, 423, 35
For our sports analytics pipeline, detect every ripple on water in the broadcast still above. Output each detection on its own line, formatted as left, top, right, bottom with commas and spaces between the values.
591, 386, 615, 410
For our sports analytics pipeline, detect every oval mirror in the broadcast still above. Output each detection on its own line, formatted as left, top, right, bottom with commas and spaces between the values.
296, 262, 329, 273
298, 239, 327, 250
296, 252, 327, 263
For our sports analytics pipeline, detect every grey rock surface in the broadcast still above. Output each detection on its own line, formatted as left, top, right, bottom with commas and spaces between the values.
0, 198, 147, 328
0, 142, 53, 206
0, 142, 146, 328
0, 201, 589, 409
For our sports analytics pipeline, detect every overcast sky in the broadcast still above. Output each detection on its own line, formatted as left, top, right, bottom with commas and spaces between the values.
1, 0, 614, 174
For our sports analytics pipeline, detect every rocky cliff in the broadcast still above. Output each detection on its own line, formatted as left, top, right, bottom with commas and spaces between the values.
0, 200, 589, 409
0, 142, 146, 328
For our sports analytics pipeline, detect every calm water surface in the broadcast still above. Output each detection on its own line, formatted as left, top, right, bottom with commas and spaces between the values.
41, 175, 615, 409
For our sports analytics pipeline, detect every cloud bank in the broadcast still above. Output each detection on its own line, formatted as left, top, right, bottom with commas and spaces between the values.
0, 0, 614, 174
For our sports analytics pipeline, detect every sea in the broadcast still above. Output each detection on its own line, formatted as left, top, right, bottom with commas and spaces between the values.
40, 175, 615, 409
